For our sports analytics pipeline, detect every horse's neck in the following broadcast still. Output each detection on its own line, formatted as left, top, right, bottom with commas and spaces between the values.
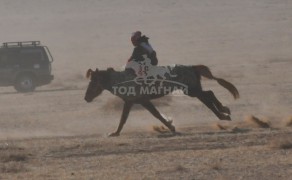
108, 70, 132, 85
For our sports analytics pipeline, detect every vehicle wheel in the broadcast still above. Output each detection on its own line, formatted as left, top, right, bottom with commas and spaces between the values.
14, 75, 36, 92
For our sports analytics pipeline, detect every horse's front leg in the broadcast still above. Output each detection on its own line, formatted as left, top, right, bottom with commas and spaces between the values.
109, 101, 133, 137
140, 101, 176, 133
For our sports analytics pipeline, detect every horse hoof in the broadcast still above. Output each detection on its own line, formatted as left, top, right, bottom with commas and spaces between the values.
219, 114, 232, 121
108, 132, 120, 137
167, 119, 173, 125
169, 125, 176, 133
222, 106, 231, 115
223, 117, 231, 121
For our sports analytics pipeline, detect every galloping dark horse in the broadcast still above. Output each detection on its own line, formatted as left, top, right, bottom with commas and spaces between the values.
84, 65, 239, 136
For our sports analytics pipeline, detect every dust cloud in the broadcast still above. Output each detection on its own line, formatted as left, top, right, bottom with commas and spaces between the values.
0, 0, 291, 139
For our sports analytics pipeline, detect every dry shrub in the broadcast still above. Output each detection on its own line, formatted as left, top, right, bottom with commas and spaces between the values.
245, 115, 270, 128
269, 138, 292, 150
279, 142, 292, 149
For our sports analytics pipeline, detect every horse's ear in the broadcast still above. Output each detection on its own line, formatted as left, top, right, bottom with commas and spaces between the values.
95, 68, 99, 72
86, 69, 93, 79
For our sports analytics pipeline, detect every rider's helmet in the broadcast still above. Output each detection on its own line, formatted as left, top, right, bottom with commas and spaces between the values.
131, 31, 142, 46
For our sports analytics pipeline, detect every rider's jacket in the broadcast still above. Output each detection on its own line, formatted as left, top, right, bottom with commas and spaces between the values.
128, 36, 158, 66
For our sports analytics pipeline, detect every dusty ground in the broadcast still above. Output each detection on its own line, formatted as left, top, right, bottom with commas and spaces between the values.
0, 125, 292, 180
0, 0, 292, 179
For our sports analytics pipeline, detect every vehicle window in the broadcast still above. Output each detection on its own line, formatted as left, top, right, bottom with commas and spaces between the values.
20, 49, 44, 62
0, 54, 7, 67
0, 51, 19, 67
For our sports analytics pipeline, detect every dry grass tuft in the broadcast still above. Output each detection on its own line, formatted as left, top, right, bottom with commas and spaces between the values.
0, 162, 27, 173
0, 148, 29, 174
279, 143, 292, 149
245, 115, 270, 128
211, 163, 221, 171
208, 159, 223, 171
0, 144, 28, 163
174, 165, 189, 172
1, 153, 27, 163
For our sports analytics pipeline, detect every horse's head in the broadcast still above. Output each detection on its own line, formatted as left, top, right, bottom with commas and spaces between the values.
84, 68, 105, 102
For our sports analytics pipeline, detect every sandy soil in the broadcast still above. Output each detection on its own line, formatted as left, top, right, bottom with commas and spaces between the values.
0, 0, 291, 179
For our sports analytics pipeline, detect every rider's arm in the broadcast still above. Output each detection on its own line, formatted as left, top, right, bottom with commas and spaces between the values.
131, 46, 144, 61
127, 47, 138, 62
150, 51, 158, 65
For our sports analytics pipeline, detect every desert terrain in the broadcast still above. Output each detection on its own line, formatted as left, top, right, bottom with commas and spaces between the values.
0, 0, 291, 179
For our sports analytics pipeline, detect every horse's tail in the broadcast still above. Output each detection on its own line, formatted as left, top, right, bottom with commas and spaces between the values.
192, 65, 240, 99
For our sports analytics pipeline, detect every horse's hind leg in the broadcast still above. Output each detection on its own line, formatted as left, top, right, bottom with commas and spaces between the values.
197, 94, 231, 120
140, 101, 176, 133
188, 88, 231, 120
204, 91, 231, 115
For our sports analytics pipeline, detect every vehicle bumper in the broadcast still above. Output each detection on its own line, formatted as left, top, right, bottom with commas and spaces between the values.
38, 75, 54, 86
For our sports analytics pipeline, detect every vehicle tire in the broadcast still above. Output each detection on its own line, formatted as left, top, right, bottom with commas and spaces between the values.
14, 75, 36, 92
